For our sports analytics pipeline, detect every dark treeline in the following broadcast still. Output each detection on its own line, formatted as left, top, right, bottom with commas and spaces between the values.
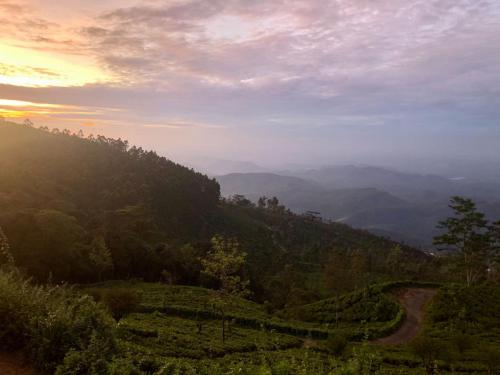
0, 122, 441, 306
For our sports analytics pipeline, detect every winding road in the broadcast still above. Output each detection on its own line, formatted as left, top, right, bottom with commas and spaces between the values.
375, 288, 437, 345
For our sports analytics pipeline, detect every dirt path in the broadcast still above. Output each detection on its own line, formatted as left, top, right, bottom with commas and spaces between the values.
375, 288, 437, 345
0, 353, 37, 375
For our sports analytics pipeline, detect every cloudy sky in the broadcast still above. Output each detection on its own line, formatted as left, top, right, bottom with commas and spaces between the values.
1, 0, 499, 168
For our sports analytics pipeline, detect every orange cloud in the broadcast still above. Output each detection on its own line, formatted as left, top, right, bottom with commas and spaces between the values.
80, 121, 97, 127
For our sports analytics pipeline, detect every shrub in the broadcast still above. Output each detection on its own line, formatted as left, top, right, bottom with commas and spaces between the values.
90, 288, 141, 320
55, 332, 113, 375
450, 332, 474, 355
156, 358, 198, 375
477, 345, 500, 374
326, 334, 348, 356
0, 270, 117, 373
107, 358, 142, 375
411, 335, 451, 374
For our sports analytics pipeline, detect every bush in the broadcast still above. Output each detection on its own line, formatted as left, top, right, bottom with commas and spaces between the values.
326, 334, 348, 356
477, 345, 500, 374
90, 288, 141, 320
450, 332, 474, 355
156, 358, 198, 375
411, 335, 451, 374
0, 270, 117, 373
107, 358, 142, 375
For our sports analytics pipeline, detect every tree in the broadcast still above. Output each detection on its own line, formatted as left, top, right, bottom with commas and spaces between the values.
324, 249, 353, 294
229, 195, 253, 207
89, 236, 113, 281
266, 196, 286, 213
8, 210, 87, 282
351, 249, 369, 289
487, 221, 500, 282
257, 196, 267, 209
201, 235, 250, 342
386, 245, 403, 278
0, 226, 14, 266
23, 118, 34, 127
434, 197, 490, 286
324, 250, 353, 327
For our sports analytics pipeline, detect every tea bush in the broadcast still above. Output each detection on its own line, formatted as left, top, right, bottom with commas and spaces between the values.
88, 287, 141, 320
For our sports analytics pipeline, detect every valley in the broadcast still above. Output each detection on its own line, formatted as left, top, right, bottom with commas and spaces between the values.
217, 169, 500, 248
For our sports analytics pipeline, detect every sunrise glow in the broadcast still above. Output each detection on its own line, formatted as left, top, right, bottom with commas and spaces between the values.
0, 0, 498, 164
0, 43, 109, 88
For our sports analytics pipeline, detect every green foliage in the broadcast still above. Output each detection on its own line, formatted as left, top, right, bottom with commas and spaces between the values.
201, 235, 250, 298
0, 122, 438, 306
0, 270, 116, 373
55, 332, 113, 375
449, 332, 474, 355
434, 196, 494, 286
89, 288, 141, 320
284, 284, 401, 325
420, 283, 500, 372
428, 283, 500, 331
0, 225, 14, 266
0, 122, 220, 283
118, 313, 302, 359
216, 199, 438, 304
89, 236, 114, 281
326, 333, 348, 356
477, 345, 500, 374
410, 335, 452, 374
4, 122, 496, 373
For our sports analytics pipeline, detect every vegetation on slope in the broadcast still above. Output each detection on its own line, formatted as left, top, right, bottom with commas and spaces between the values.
1, 122, 500, 374
0, 270, 116, 373
0, 121, 439, 306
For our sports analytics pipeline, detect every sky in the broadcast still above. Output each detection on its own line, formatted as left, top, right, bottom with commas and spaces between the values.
1, 0, 499, 169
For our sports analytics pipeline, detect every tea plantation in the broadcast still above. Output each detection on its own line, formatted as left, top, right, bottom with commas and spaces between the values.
79, 281, 500, 374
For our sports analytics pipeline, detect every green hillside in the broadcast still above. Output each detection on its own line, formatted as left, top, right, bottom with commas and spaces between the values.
3, 272, 498, 374
1, 122, 499, 374
0, 122, 437, 305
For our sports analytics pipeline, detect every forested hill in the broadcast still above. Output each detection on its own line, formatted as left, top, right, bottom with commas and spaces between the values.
0, 122, 433, 303
0, 122, 219, 279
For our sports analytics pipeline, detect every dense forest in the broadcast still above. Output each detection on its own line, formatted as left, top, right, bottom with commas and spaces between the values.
0, 122, 437, 304
1, 121, 499, 374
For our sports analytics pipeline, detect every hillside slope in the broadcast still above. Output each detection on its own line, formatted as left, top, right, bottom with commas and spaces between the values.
0, 122, 432, 301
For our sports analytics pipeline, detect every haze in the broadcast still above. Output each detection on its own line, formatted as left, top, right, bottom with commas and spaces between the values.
1, 0, 499, 170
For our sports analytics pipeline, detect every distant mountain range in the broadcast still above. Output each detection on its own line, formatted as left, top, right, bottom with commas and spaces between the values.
217, 165, 500, 248
186, 158, 269, 176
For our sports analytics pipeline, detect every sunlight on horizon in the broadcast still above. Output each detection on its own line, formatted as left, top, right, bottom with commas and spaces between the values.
0, 43, 110, 88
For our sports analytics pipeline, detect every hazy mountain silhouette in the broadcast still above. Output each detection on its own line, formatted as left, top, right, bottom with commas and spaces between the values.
217, 166, 500, 247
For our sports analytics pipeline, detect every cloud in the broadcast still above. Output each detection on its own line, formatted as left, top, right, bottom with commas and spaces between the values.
81, 0, 500, 98
1, 0, 500, 164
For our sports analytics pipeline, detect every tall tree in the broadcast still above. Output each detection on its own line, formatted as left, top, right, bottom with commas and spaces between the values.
487, 221, 500, 282
434, 196, 489, 286
386, 245, 403, 278
201, 235, 250, 342
89, 236, 113, 281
